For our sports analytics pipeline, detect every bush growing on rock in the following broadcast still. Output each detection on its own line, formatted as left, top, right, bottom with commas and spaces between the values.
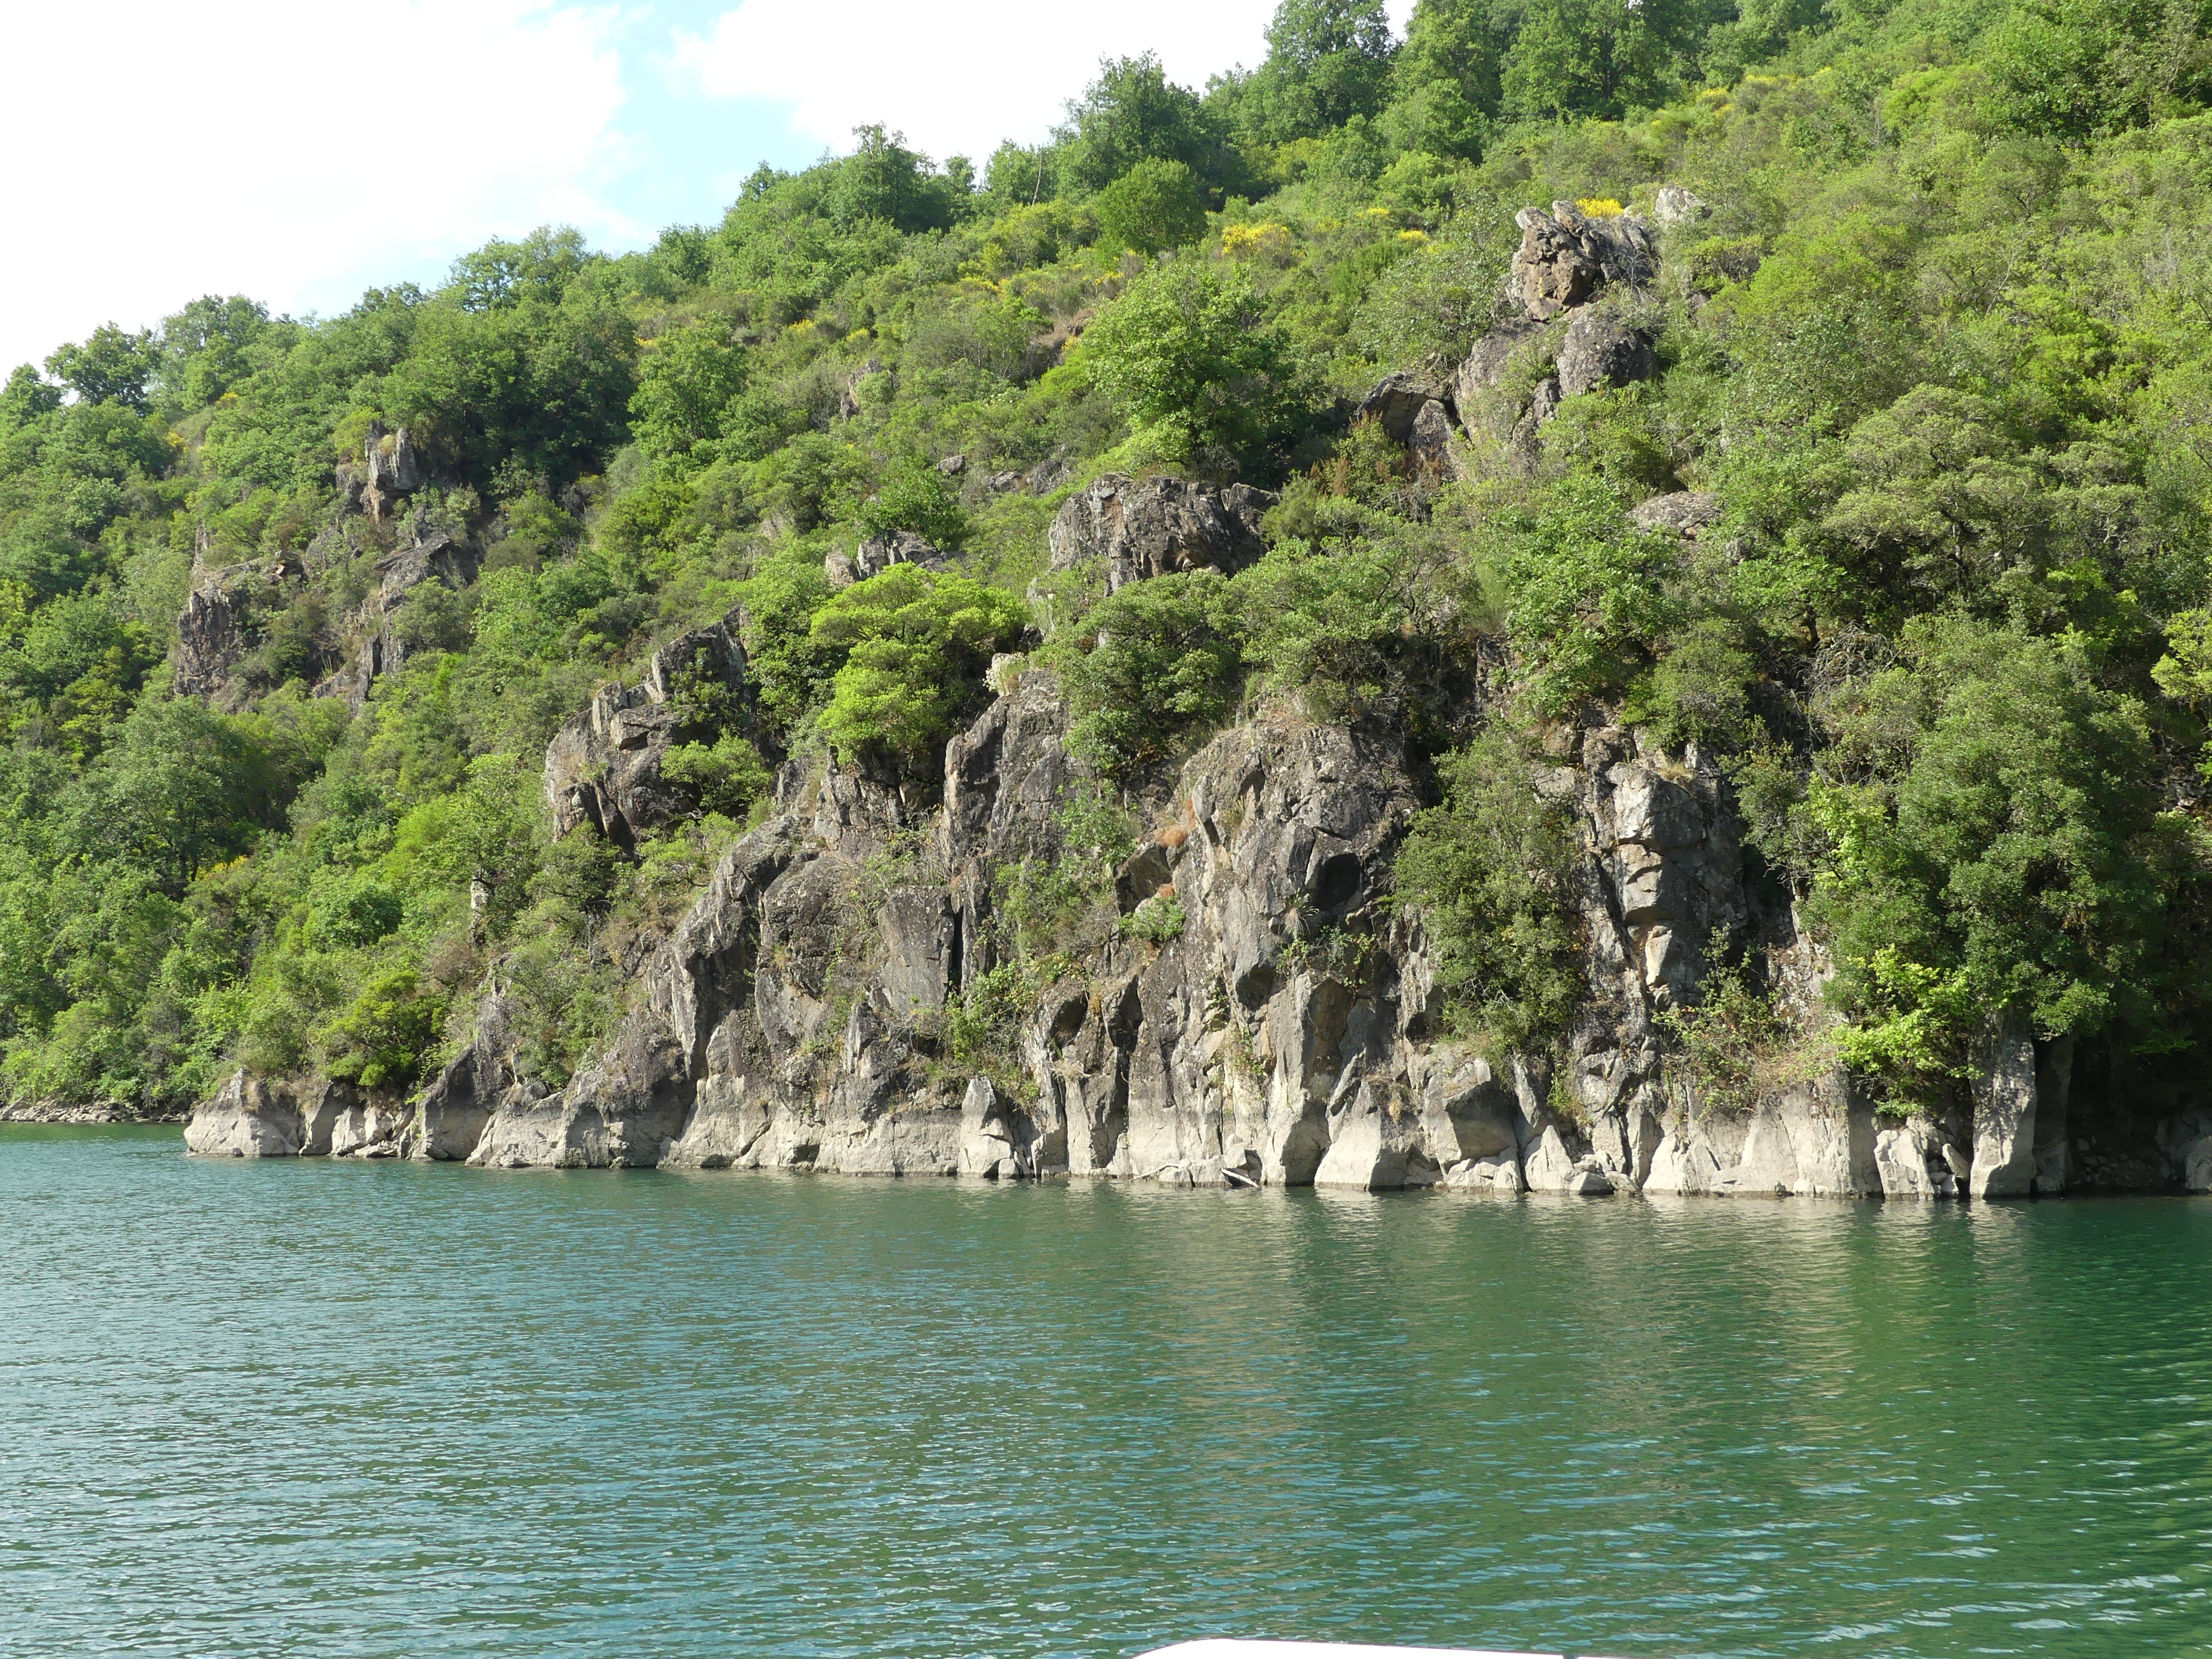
811, 567, 1026, 765
1078, 262, 1302, 467
1806, 620, 2208, 1109
1056, 570, 1245, 779
1472, 475, 1679, 716
1393, 730, 1584, 1056
660, 733, 774, 821
320, 968, 442, 1093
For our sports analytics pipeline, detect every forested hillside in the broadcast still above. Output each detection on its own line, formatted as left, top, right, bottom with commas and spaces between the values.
10, 0, 2212, 1124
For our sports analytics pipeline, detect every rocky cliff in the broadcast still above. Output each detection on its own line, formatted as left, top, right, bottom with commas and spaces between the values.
186, 655, 2212, 1196
183, 196, 2212, 1199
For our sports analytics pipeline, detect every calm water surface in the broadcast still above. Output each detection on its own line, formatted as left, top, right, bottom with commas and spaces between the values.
4, 1125, 2211, 1659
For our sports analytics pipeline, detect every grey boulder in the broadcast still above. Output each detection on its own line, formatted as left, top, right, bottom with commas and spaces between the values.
1506, 202, 1657, 320
1556, 310, 1657, 399
1047, 474, 1276, 593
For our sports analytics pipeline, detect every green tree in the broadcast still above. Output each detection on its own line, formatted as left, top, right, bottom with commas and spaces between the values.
379, 228, 638, 490
826, 126, 968, 231
0, 364, 62, 430
660, 733, 774, 818
1477, 476, 1680, 714
632, 324, 752, 461
1093, 159, 1209, 256
1499, 0, 1699, 121
1061, 54, 1239, 199
854, 457, 968, 547
1811, 620, 2204, 1106
1395, 731, 1585, 1053
159, 295, 272, 410
1079, 261, 1300, 462
1229, 0, 1399, 143
1058, 570, 1246, 777
67, 701, 295, 897
44, 325, 160, 411
1984, 0, 2212, 140
321, 968, 443, 1092
1383, 0, 1502, 156
736, 539, 841, 733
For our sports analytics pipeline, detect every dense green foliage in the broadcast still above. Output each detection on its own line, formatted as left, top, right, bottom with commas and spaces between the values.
13, 0, 2212, 1117
1394, 732, 1586, 1052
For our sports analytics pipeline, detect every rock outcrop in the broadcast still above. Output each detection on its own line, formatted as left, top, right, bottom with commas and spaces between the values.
1969, 1031, 2040, 1198
1506, 202, 1658, 320
188, 672, 2212, 1196
180, 190, 2212, 1202
1357, 371, 1456, 444
1630, 492, 1723, 538
1442, 202, 1663, 466
1357, 371, 1460, 476
825, 530, 953, 589
1556, 310, 1657, 399
335, 424, 423, 523
1047, 474, 1277, 593
172, 555, 306, 707
328, 531, 481, 703
839, 359, 891, 421
544, 611, 754, 849
1652, 186, 1709, 228
181, 672, 1860, 1196
185, 1072, 306, 1157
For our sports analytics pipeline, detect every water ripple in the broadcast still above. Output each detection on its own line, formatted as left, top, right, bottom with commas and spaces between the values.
3, 1128, 2211, 1659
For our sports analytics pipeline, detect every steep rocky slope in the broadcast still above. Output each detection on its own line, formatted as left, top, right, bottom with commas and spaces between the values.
185, 200, 2212, 1198
192, 654, 2208, 1193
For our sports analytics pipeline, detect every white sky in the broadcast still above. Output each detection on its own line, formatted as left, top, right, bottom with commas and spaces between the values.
1, 0, 1415, 378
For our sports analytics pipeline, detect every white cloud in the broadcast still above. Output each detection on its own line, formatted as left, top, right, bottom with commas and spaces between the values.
0, 1, 630, 372
675, 0, 1416, 163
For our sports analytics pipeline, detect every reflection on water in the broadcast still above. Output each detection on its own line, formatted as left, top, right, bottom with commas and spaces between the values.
4, 1125, 2210, 1659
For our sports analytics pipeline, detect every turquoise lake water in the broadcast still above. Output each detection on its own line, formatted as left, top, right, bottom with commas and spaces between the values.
4, 1125, 2211, 1659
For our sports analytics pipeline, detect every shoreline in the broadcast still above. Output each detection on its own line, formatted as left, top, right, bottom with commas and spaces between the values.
0, 1105, 187, 1126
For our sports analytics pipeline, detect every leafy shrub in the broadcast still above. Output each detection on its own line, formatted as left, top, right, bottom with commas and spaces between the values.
321, 968, 442, 1092
317, 875, 404, 948
1657, 932, 1831, 1117
1394, 731, 1584, 1054
661, 732, 774, 819
945, 959, 1062, 1096
853, 457, 968, 547
735, 540, 839, 732
996, 786, 1135, 959
632, 324, 752, 461
1094, 159, 1208, 256
1645, 617, 1757, 750
1540, 384, 1681, 495
1057, 570, 1244, 778
1078, 261, 1301, 463
1230, 534, 1427, 714
531, 832, 621, 925
1809, 619, 2205, 1109
1475, 476, 1679, 714
1120, 893, 1187, 943
810, 567, 1027, 763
